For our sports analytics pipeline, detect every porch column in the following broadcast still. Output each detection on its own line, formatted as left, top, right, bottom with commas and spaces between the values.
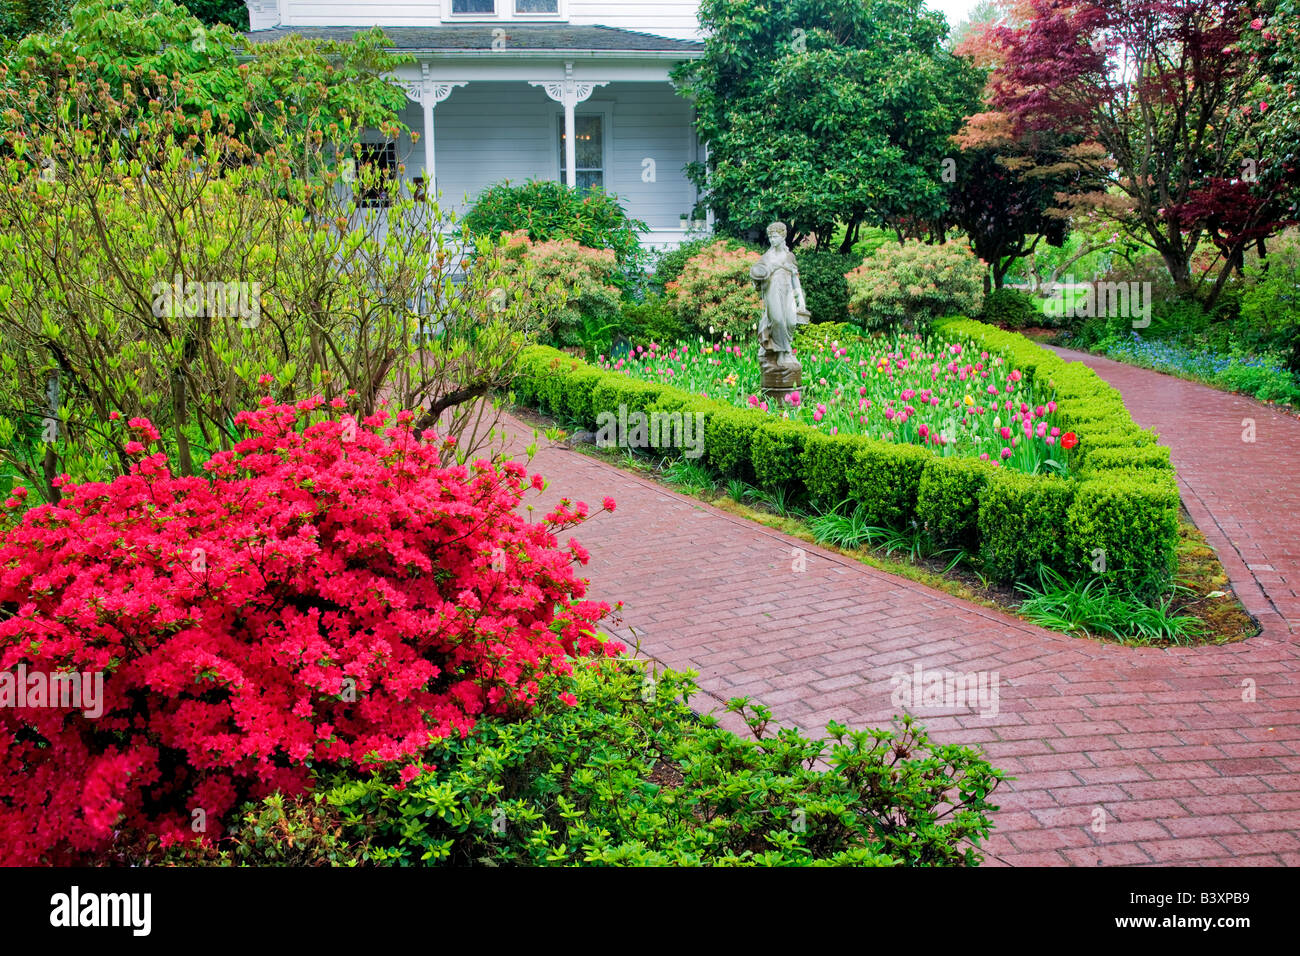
529, 62, 608, 189
402, 63, 466, 198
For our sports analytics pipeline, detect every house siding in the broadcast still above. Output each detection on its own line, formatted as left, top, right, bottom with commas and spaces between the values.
277, 1, 703, 40
413, 81, 696, 232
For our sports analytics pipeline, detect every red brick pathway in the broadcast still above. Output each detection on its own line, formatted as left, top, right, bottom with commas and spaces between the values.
508, 351, 1300, 866
1049, 346, 1300, 636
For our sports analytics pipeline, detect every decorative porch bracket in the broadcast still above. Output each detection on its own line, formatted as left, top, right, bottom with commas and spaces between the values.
401, 62, 467, 199
529, 62, 609, 189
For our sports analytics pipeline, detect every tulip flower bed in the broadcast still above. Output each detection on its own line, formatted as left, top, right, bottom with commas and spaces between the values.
596, 331, 1077, 475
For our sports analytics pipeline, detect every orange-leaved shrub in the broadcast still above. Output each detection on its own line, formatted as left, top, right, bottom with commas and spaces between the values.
846, 241, 986, 331
494, 230, 622, 348
666, 239, 761, 339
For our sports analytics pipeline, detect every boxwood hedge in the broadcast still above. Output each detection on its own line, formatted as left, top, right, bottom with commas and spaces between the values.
513, 318, 1181, 585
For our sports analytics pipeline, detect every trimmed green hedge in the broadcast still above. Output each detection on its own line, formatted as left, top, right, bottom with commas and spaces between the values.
513, 317, 1181, 585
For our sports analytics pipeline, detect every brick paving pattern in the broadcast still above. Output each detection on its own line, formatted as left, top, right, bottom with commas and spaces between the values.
509, 348, 1300, 865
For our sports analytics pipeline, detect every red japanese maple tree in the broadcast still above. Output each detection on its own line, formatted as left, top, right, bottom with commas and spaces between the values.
980, 0, 1295, 304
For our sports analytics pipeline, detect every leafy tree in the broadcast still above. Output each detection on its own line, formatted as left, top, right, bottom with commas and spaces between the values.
0, 0, 72, 43
177, 0, 245, 28
674, 0, 983, 252
3, 0, 409, 152
947, 111, 1099, 289
983, 0, 1297, 306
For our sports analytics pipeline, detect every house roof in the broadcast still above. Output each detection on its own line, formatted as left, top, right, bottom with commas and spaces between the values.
243, 24, 704, 56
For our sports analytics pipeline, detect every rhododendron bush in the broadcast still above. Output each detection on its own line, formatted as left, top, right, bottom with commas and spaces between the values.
666, 240, 762, 339
490, 230, 622, 349
846, 241, 985, 332
0, 399, 616, 864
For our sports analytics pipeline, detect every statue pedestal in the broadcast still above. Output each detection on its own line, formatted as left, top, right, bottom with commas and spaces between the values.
759, 349, 802, 406
762, 385, 801, 406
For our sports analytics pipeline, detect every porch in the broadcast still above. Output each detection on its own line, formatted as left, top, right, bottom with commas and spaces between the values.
392, 62, 706, 249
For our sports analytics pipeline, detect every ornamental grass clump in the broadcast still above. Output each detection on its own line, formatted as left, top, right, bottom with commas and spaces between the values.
0, 399, 616, 864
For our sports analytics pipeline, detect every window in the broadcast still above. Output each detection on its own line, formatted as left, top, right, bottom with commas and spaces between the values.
515, 0, 559, 12
355, 142, 397, 207
559, 114, 604, 192
450, 0, 495, 14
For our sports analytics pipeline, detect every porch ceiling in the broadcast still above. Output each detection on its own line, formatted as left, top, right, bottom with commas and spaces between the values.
242, 24, 703, 56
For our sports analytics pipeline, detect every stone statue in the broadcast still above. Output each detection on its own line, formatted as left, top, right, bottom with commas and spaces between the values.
750, 221, 810, 399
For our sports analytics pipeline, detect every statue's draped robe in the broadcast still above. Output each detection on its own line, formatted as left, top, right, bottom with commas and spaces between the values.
755, 248, 800, 353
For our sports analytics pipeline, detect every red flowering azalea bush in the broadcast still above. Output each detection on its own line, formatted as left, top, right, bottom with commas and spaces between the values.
0, 399, 616, 864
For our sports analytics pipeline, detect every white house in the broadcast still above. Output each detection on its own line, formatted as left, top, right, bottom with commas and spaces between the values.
244, 1, 708, 248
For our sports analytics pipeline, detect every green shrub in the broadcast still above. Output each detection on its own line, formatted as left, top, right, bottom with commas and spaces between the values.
801, 431, 860, 508
979, 288, 1038, 330
845, 441, 931, 527
706, 406, 767, 480
617, 293, 693, 347
221, 658, 1005, 866
1078, 444, 1172, 474
1065, 473, 1180, 591
846, 241, 985, 332
463, 178, 649, 276
1216, 364, 1300, 404
557, 366, 606, 423
751, 419, 810, 492
916, 456, 995, 547
797, 249, 857, 324
1241, 234, 1300, 373
978, 471, 1075, 582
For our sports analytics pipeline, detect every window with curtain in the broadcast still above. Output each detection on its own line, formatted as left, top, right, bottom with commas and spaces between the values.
558, 114, 604, 192
516, 0, 559, 12
451, 0, 495, 14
